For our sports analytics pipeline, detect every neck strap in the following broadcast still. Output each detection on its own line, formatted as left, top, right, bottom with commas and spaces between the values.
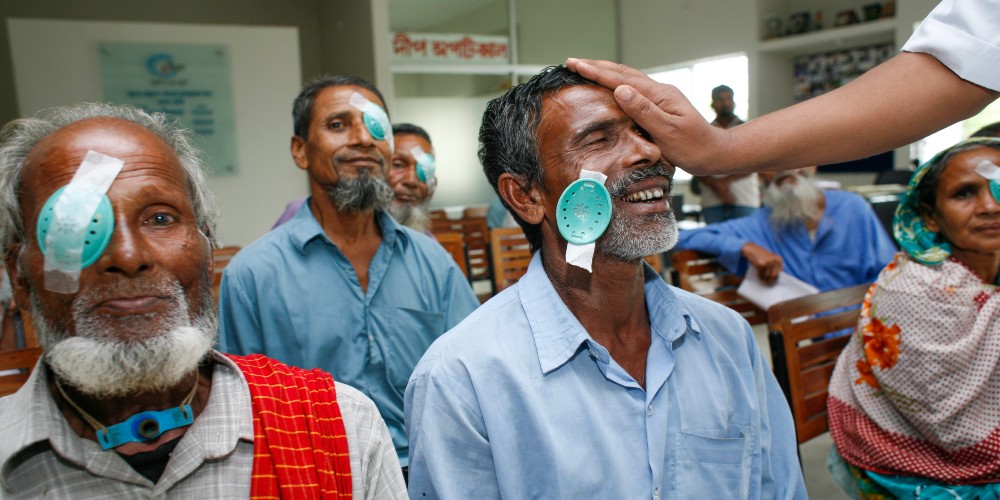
55, 376, 199, 450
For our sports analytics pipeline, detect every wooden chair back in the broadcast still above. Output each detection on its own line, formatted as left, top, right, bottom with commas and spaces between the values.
462, 205, 488, 219
435, 232, 468, 278
670, 249, 767, 325
212, 246, 241, 301
643, 253, 664, 275
490, 227, 532, 293
431, 216, 492, 288
767, 283, 869, 444
0, 347, 43, 397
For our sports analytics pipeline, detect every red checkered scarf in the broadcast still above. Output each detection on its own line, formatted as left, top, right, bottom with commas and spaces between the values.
228, 354, 353, 498
828, 255, 1000, 483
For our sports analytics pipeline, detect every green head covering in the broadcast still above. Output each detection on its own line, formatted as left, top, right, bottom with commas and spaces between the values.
894, 137, 1000, 265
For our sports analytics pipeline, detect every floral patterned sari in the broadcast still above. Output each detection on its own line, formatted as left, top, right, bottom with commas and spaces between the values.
828, 253, 1000, 484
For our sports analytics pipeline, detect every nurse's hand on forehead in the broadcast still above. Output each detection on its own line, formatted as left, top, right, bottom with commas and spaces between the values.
566, 54, 997, 176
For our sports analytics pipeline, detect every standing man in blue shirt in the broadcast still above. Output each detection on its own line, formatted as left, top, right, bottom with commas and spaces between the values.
677, 167, 897, 288
218, 75, 480, 472
405, 66, 805, 499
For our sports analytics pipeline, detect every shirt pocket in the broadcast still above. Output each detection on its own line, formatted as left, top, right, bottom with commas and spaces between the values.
674, 429, 751, 500
386, 307, 445, 390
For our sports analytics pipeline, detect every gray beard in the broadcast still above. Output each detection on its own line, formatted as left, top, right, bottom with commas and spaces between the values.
389, 202, 431, 232
327, 170, 394, 212
763, 176, 824, 231
34, 276, 217, 398
599, 164, 679, 261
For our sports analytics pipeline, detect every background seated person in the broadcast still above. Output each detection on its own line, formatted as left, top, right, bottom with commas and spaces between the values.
386, 123, 437, 235
676, 167, 896, 289
827, 137, 1000, 498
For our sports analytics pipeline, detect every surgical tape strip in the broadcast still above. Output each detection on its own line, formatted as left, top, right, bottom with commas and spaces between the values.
564, 169, 609, 273
975, 160, 1000, 202
411, 145, 436, 184
349, 92, 394, 153
43, 150, 123, 294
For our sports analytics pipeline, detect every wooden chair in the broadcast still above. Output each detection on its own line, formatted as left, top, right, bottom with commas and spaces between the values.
212, 246, 242, 301
670, 249, 767, 325
435, 232, 468, 278
490, 227, 532, 293
767, 283, 869, 446
431, 216, 492, 290
462, 205, 489, 219
0, 346, 43, 397
643, 253, 664, 275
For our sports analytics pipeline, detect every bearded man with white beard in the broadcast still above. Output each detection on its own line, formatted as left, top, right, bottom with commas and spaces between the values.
676, 167, 896, 289
0, 104, 406, 498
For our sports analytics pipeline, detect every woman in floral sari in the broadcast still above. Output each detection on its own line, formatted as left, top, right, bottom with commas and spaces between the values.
827, 137, 1000, 499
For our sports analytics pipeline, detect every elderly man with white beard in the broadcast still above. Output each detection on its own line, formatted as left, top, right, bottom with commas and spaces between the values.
676, 167, 896, 289
0, 103, 406, 498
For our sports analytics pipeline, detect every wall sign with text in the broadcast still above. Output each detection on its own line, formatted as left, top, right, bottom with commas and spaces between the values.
100, 42, 239, 176
391, 32, 509, 64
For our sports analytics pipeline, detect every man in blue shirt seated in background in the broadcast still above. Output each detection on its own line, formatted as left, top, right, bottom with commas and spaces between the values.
218, 75, 480, 474
677, 166, 897, 288
404, 65, 805, 499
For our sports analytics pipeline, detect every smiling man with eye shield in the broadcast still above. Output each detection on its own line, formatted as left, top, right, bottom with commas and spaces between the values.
217, 76, 478, 476
404, 66, 805, 499
0, 103, 405, 498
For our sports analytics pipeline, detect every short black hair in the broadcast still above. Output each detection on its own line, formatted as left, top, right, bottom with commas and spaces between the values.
392, 123, 432, 144
972, 122, 1000, 139
292, 75, 388, 139
711, 85, 734, 100
478, 65, 594, 251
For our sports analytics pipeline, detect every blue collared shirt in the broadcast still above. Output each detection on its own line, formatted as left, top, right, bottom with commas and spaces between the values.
218, 201, 479, 466
677, 190, 896, 291
405, 253, 805, 499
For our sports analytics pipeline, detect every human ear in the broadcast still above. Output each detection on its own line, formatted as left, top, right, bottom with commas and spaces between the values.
5, 244, 31, 311
290, 136, 309, 170
498, 173, 544, 225
921, 206, 940, 233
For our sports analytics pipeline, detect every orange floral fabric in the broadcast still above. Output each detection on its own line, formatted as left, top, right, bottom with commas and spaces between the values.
828, 255, 1000, 483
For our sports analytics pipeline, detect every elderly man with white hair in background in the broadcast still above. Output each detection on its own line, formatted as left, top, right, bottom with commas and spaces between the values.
676, 167, 896, 290
0, 103, 405, 498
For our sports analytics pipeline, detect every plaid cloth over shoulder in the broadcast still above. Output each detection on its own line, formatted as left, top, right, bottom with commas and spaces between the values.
229, 354, 353, 499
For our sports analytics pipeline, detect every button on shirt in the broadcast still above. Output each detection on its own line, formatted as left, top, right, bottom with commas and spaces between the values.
218, 203, 479, 466
405, 254, 805, 499
677, 190, 896, 292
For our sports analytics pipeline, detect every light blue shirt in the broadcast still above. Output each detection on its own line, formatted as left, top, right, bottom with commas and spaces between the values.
677, 190, 896, 292
405, 253, 805, 499
218, 201, 479, 466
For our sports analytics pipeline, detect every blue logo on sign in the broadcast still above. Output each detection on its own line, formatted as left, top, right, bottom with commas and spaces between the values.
146, 54, 180, 78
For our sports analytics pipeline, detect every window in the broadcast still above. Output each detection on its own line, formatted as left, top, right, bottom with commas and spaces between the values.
646, 54, 749, 181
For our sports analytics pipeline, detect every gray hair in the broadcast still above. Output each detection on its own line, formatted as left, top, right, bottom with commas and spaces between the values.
0, 103, 221, 250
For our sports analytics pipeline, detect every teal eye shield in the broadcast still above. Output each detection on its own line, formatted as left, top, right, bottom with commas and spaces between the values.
39, 150, 124, 293
349, 92, 394, 153
412, 146, 436, 185
557, 177, 612, 246
37, 186, 115, 269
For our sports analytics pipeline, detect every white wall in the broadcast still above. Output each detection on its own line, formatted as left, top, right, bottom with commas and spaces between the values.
7, 18, 305, 247
394, 96, 499, 208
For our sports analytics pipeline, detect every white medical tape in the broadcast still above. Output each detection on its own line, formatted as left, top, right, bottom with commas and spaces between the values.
565, 169, 608, 273
411, 145, 436, 184
975, 160, 1000, 180
44, 150, 124, 294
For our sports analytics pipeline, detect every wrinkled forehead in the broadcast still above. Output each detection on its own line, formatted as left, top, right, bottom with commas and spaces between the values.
20, 118, 189, 210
